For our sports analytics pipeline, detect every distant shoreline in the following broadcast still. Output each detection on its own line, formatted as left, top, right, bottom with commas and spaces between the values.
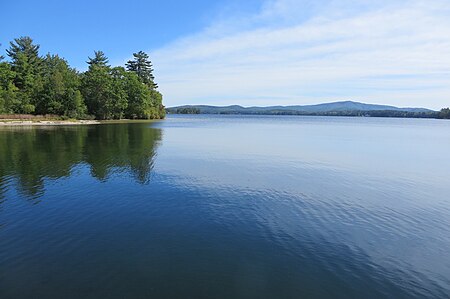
166, 101, 450, 119
166, 113, 450, 120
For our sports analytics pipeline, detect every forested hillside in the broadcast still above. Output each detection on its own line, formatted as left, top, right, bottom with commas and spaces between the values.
167, 102, 450, 119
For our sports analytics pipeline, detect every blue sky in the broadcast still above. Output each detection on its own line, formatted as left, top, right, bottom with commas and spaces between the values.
1, 0, 450, 109
1, 0, 260, 68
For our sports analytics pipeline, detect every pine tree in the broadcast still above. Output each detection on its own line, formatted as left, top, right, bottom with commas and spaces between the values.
87, 51, 109, 68
6, 36, 42, 113
126, 51, 158, 89
6, 37, 42, 89
82, 52, 129, 120
6, 37, 40, 65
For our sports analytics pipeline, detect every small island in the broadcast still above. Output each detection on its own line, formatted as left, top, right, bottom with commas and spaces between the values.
0, 37, 165, 124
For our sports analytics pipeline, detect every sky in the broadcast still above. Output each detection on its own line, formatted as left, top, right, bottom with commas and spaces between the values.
1, 0, 450, 109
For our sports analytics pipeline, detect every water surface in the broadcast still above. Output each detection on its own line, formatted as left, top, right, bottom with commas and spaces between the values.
1, 115, 450, 298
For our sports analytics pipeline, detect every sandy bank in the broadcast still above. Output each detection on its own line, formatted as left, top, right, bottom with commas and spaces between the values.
0, 120, 100, 126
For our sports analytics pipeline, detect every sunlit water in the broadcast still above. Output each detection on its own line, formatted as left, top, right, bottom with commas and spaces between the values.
1, 115, 449, 298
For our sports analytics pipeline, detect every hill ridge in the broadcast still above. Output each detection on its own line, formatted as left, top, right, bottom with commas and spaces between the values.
167, 101, 433, 114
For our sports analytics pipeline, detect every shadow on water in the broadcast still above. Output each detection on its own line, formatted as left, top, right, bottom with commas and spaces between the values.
0, 123, 162, 200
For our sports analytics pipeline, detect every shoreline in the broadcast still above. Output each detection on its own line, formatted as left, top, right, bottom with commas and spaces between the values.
0, 119, 163, 127
0, 120, 100, 126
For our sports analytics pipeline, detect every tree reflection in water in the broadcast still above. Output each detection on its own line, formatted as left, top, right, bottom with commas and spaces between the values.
0, 123, 162, 200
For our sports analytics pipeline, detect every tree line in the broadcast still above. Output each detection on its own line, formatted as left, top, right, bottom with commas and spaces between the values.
0, 37, 165, 120
173, 107, 201, 114
439, 108, 450, 119
167, 107, 450, 119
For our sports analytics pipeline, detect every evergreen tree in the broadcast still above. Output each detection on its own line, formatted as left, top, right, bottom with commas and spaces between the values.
125, 51, 165, 119
0, 61, 19, 113
6, 37, 40, 64
126, 51, 158, 89
6, 37, 42, 113
87, 51, 109, 67
6, 37, 41, 89
82, 52, 128, 120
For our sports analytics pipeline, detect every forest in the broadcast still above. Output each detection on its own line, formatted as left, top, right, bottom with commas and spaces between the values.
0, 37, 165, 120
167, 105, 450, 119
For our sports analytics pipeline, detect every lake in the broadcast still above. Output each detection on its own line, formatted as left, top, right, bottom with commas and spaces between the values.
1, 115, 449, 298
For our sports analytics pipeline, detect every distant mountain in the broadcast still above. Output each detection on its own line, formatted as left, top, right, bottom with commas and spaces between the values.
167, 101, 434, 116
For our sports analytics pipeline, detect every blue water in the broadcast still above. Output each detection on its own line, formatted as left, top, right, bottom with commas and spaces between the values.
1, 115, 450, 298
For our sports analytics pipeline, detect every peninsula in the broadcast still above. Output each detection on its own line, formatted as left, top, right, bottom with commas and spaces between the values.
0, 37, 165, 121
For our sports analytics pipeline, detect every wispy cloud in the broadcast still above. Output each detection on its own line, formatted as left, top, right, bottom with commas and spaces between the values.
150, 0, 450, 109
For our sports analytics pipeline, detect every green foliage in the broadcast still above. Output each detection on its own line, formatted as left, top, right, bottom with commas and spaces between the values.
34, 54, 86, 118
6, 37, 40, 64
123, 70, 152, 119
109, 67, 129, 119
83, 52, 165, 120
87, 51, 109, 67
81, 62, 114, 120
6, 37, 41, 86
6, 37, 42, 114
150, 89, 165, 118
126, 51, 158, 89
0, 62, 19, 113
0, 37, 165, 120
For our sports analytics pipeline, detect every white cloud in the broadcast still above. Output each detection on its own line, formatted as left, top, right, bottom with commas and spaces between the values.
151, 0, 450, 109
